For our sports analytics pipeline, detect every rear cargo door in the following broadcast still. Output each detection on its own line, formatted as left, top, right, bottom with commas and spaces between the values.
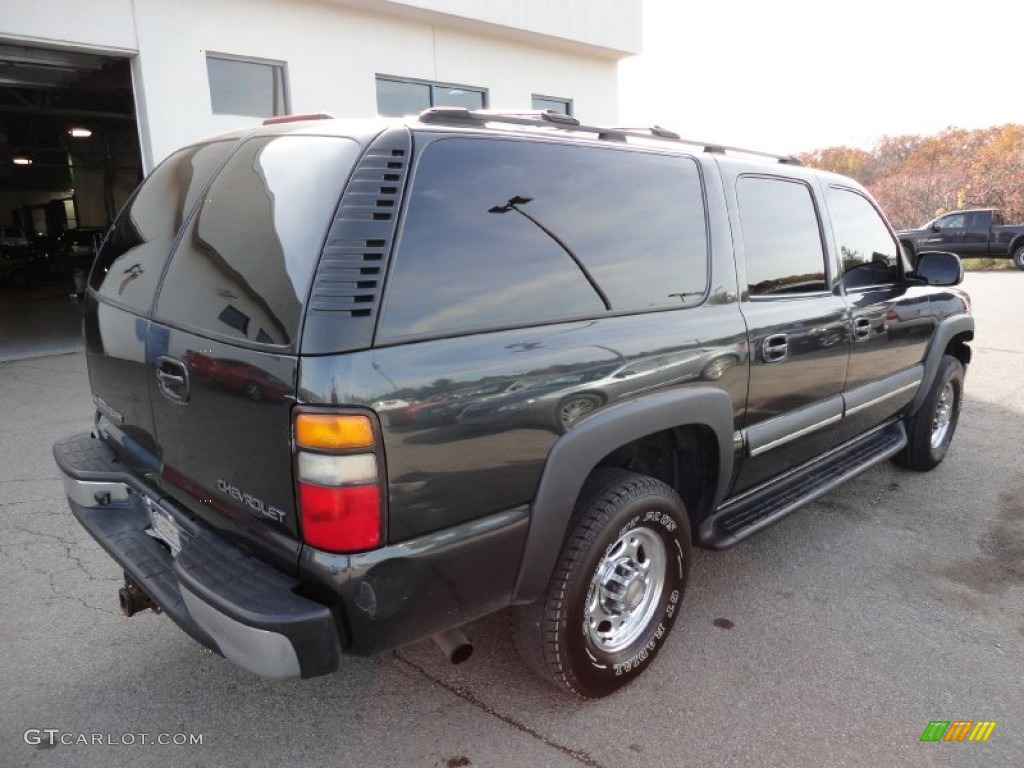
147, 135, 361, 568
85, 139, 236, 477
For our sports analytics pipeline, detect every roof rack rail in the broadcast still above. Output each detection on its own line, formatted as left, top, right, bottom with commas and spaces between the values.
610, 126, 802, 165
416, 108, 802, 165
418, 107, 581, 127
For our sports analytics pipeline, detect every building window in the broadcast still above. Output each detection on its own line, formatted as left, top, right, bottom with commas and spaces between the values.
206, 53, 288, 118
531, 95, 573, 116
375, 75, 487, 117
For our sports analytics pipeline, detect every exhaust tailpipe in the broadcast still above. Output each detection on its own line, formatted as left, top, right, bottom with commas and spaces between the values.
432, 628, 473, 664
118, 582, 157, 617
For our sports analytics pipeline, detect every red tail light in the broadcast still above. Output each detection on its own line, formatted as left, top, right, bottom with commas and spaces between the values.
294, 411, 384, 553
299, 484, 381, 551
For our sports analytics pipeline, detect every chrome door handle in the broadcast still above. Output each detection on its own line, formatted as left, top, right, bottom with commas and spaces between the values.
156, 356, 190, 404
762, 334, 789, 363
853, 317, 871, 341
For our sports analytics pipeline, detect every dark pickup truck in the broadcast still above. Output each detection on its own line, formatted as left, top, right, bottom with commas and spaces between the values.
897, 208, 1024, 269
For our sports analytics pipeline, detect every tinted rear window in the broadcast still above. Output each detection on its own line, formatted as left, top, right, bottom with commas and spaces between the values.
154, 135, 360, 348
89, 141, 234, 312
379, 138, 707, 341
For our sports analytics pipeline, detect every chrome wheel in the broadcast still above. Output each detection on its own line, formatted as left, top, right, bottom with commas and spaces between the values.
930, 382, 954, 450
1014, 247, 1024, 270
559, 396, 598, 429
585, 526, 666, 653
514, 469, 691, 697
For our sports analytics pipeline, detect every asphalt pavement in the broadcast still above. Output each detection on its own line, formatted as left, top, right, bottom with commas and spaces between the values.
1, 272, 1021, 768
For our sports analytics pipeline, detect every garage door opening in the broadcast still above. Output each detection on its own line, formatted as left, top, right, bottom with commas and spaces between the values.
0, 42, 141, 360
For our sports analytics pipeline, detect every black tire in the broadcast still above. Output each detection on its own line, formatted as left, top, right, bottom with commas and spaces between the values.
555, 393, 602, 432
1012, 245, 1024, 270
893, 354, 964, 471
513, 468, 691, 698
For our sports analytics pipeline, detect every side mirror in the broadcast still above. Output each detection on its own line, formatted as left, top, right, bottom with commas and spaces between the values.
914, 251, 964, 286
930, 224, 941, 232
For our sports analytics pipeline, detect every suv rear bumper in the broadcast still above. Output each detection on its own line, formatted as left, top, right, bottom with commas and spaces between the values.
54, 432, 342, 679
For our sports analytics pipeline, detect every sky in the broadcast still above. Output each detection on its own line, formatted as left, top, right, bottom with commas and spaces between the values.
618, 0, 1024, 155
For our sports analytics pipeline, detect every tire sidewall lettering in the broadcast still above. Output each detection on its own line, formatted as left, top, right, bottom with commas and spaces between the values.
665, 588, 680, 618
612, 622, 667, 676
615, 515, 640, 541
643, 508, 678, 533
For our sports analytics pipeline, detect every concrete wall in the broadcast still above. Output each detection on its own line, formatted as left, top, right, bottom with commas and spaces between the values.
0, 0, 138, 53
328, 0, 642, 57
1, 0, 635, 171
130, 0, 624, 168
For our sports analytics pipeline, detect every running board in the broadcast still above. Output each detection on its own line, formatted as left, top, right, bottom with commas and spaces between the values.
698, 421, 907, 549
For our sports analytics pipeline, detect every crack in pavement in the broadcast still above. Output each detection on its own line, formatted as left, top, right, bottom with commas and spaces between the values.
0, 496, 65, 509
391, 651, 605, 768
45, 569, 119, 616
7, 524, 75, 545
0, 522, 119, 616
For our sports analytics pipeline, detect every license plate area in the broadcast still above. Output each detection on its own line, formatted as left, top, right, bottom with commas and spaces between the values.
145, 499, 185, 556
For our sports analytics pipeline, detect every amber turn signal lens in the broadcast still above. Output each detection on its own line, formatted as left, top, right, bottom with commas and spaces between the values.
295, 414, 374, 449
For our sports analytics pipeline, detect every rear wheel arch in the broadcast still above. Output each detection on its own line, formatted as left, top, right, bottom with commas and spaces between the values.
511, 388, 734, 604
595, 423, 720, 528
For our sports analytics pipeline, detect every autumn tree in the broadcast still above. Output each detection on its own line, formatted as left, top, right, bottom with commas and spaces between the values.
799, 124, 1024, 230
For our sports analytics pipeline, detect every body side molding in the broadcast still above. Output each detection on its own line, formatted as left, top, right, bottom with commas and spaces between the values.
744, 396, 843, 458
843, 364, 923, 415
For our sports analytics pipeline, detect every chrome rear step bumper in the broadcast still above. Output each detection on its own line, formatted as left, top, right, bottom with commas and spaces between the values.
54, 432, 343, 679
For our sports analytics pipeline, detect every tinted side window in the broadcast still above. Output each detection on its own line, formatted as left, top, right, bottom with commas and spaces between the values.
738, 176, 827, 297
937, 213, 965, 230
89, 141, 233, 312
379, 138, 707, 340
155, 136, 360, 347
828, 187, 900, 289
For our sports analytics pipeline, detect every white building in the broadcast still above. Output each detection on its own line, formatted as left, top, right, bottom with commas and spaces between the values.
3, 0, 640, 179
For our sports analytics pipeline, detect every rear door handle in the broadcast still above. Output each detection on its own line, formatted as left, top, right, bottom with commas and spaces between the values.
853, 317, 872, 341
762, 334, 789, 363
156, 356, 190, 404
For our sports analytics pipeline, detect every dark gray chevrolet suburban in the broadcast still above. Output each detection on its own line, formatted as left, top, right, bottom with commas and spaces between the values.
54, 109, 973, 698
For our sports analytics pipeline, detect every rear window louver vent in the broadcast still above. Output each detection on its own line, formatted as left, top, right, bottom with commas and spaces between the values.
302, 129, 411, 354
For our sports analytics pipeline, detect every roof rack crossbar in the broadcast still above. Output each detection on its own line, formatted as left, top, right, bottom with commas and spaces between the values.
417, 108, 802, 165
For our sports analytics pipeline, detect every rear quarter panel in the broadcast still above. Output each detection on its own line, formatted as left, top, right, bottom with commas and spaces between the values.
298, 305, 748, 543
